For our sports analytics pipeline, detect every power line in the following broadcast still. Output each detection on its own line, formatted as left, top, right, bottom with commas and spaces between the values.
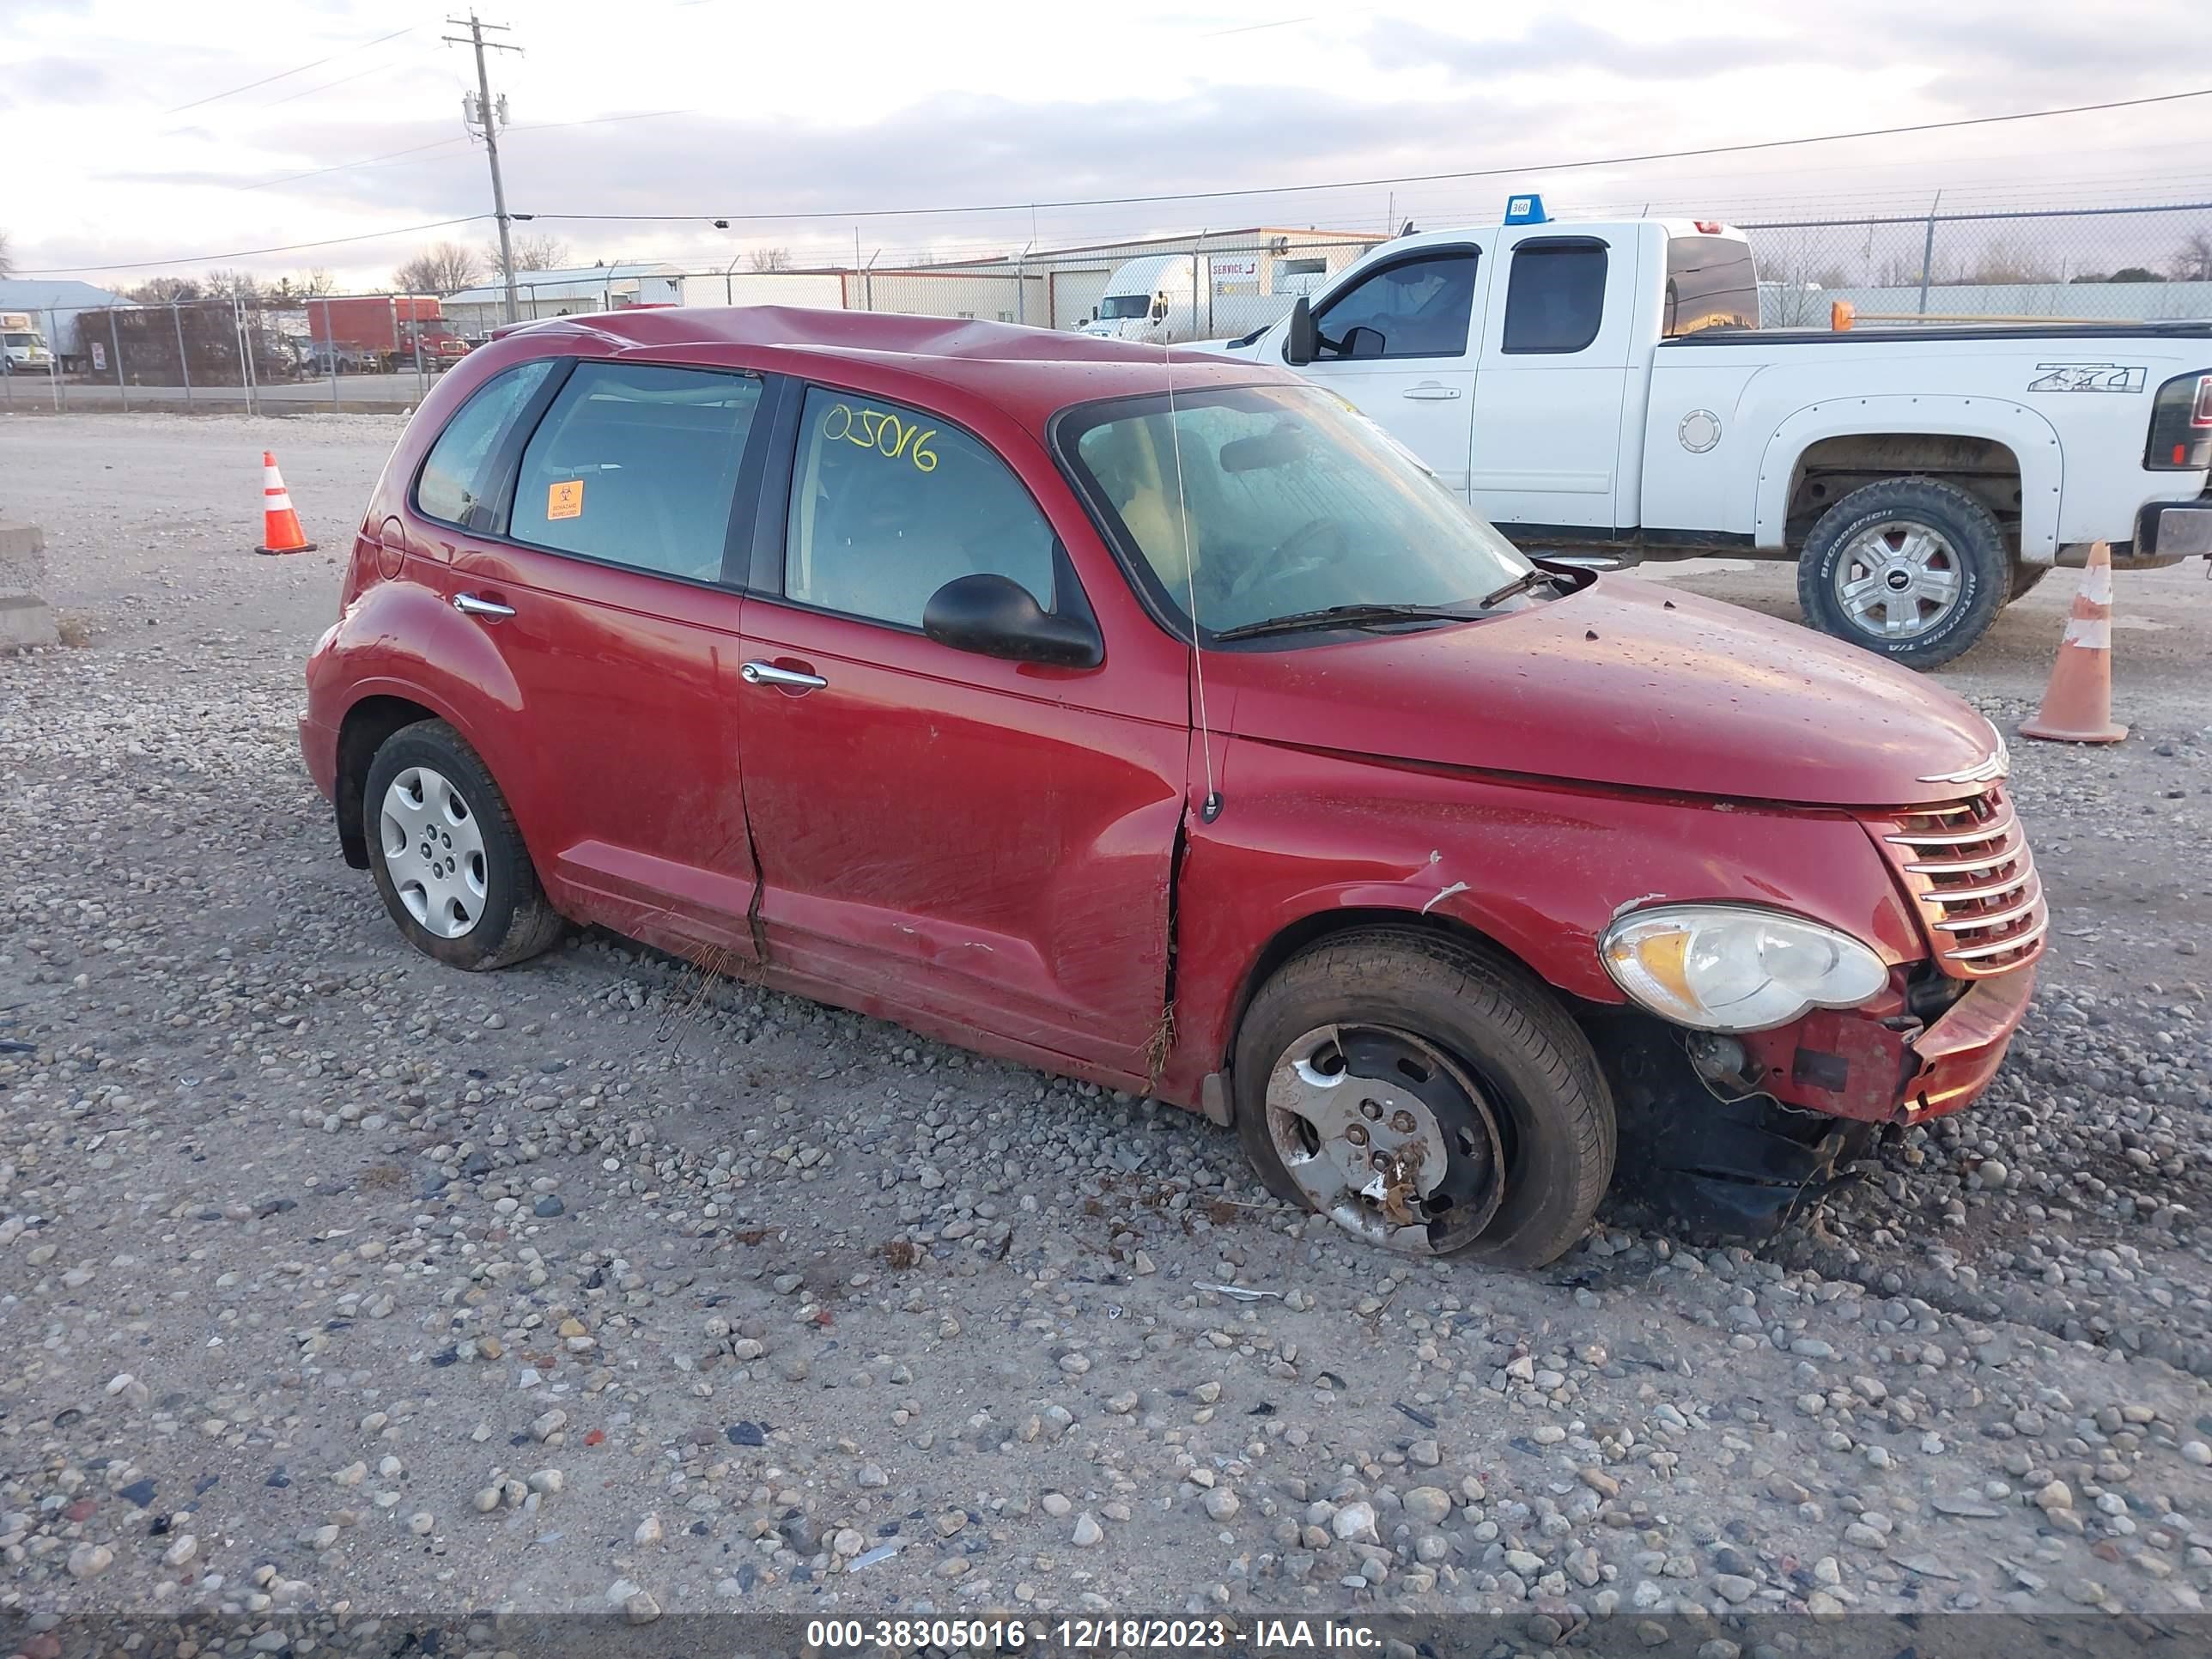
16, 216, 493, 277
261, 43, 444, 110
163, 26, 415, 116
521, 83, 2212, 226
238, 137, 471, 193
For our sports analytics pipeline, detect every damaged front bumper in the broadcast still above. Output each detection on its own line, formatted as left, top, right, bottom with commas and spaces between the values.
1735, 963, 2035, 1125
1599, 964, 2034, 1237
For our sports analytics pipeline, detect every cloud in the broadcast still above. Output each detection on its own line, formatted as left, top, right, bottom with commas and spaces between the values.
1362, 16, 1812, 84
6, 55, 111, 102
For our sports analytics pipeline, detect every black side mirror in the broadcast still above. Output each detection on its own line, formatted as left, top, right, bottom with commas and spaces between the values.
1285, 295, 1316, 366
922, 574, 1102, 669
1341, 324, 1385, 359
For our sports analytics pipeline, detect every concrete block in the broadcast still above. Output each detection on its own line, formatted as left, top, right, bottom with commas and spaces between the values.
0, 591, 59, 650
0, 522, 45, 592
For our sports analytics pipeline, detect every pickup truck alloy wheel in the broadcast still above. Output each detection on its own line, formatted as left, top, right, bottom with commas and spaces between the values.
1833, 520, 1963, 641
1233, 929, 1615, 1267
1261, 1025, 1506, 1255
1796, 478, 2008, 669
362, 719, 564, 971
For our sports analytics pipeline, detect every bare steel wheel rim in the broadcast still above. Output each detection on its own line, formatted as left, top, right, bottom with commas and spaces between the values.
1834, 520, 1965, 641
379, 765, 488, 939
1262, 1024, 1505, 1255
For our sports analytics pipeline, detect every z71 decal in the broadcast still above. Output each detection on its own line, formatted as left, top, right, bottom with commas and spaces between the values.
2027, 362, 2147, 394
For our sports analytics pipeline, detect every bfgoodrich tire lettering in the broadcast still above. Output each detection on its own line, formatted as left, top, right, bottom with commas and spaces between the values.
1796, 477, 2008, 670
362, 719, 563, 971
1232, 928, 1615, 1267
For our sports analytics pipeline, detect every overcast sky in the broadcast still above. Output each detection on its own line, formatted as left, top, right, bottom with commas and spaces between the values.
3, 0, 2208, 291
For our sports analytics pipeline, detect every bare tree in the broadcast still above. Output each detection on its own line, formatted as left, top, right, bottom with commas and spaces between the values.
125, 276, 204, 303
1964, 237, 2057, 284
0, 229, 11, 278
393, 242, 484, 295
2172, 229, 2212, 283
202, 268, 262, 302
749, 246, 793, 273
1753, 234, 1831, 326
295, 267, 337, 296
485, 233, 572, 274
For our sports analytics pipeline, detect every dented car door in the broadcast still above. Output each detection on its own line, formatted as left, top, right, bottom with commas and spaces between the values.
732, 380, 1188, 1079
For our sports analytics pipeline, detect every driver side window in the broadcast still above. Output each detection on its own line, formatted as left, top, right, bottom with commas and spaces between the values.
784, 386, 1059, 629
1308, 252, 1478, 362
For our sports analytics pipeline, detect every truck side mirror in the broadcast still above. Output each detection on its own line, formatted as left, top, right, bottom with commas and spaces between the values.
1285, 295, 1316, 367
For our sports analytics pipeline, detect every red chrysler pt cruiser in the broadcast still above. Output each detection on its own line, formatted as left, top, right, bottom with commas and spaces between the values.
300, 307, 2041, 1264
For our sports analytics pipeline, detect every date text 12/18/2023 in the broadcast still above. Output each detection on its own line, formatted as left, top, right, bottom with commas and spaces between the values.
803, 1616, 1386, 1650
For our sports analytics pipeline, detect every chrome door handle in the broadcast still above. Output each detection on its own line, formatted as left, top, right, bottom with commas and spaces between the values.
453, 592, 515, 618
741, 659, 828, 690
1402, 382, 1462, 400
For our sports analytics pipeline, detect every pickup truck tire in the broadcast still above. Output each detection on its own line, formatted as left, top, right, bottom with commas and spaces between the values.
1796, 478, 2008, 669
363, 720, 564, 972
2008, 561, 2053, 604
1233, 928, 1614, 1267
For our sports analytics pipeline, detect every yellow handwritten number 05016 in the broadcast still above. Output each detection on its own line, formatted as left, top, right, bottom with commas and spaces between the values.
821, 403, 939, 473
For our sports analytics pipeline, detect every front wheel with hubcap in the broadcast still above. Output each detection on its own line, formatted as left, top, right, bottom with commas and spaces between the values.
1796, 477, 2008, 669
362, 719, 563, 970
1234, 930, 1614, 1267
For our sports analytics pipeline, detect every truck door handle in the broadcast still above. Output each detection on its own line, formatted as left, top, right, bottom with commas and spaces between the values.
1403, 382, 1462, 400
741, 659, 828, 691
452, 592, 515, 619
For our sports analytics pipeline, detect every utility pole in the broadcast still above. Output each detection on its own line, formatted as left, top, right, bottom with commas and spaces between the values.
446, 14, 522, 325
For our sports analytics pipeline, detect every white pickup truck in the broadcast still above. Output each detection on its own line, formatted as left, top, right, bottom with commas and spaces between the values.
1211, 210, 2212, 665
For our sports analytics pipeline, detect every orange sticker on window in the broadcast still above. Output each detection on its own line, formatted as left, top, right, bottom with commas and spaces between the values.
547, 479, 584, 520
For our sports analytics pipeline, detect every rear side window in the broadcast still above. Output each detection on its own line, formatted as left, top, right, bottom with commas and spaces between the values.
1501, 242, 1607, 354
1665, 235, 1759, 336
414, 360, 556, 527
508, 363, 762, 582
1310, 252, 1478, 360
784, 386, 1057, 629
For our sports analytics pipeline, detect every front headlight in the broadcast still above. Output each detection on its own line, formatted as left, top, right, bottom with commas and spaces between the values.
1600, 904, 1888, 1033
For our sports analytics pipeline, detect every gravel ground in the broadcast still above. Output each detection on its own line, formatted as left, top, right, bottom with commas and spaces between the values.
2, 412, 2209, 1638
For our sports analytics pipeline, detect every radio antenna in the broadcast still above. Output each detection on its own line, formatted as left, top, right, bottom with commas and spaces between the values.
1164, 249, 1221, 823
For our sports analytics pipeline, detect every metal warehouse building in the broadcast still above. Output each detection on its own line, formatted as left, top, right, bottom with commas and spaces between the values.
442, 230, 1385, 339
917, 228, 1385, 331
442, 263, 686, 337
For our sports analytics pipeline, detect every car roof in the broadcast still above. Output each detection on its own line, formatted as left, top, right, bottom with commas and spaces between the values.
500, 305, 1295, 429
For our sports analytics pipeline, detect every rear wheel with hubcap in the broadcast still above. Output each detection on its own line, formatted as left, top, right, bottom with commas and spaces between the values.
1796, 477, 2008, 669
363, 720, 563, 971
1234, 930, 1614, 1267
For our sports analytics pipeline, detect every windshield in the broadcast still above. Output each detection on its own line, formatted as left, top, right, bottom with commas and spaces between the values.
1060, 382, 1532, 638
3, 334, 36, 348
1097, 294, 1154, 320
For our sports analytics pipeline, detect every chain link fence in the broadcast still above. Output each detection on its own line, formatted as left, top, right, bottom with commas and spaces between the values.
0, 293, 459, 413
7, 205, 2208, 416
1742, 200, 2212, 326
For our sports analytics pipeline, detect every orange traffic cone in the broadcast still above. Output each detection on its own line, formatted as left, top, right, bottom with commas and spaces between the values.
2020, 540, 2126, 744
255, 451, 317, 556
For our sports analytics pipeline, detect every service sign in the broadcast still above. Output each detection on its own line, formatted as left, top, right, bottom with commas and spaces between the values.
1212, 255, 1262, 295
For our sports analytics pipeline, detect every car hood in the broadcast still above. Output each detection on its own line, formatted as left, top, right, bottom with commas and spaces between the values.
1213, 575, 2000, 808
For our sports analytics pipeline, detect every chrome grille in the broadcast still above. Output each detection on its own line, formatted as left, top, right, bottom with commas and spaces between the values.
1878, 787, 2046, 978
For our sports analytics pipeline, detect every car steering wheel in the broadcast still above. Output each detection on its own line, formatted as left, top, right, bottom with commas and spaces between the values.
1224, 517, 1348, 606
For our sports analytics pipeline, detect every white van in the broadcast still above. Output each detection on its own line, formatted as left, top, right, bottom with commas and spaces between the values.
1, 312, 53, 374
1080, 254, 1288, 347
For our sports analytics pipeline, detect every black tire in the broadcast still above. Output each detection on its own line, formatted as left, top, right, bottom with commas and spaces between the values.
362, 719, 563, 971
2007, 560, 2053, 605
1796, 477, 2008, 670
1233, 928, 1614, 1267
